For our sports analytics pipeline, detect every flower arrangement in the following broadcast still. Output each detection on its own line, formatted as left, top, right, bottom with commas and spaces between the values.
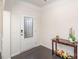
68, 28, 76, 43
56, 50, 73, 59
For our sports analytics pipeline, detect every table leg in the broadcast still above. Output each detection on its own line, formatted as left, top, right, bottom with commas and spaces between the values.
52, 41, 54, 55
55, 41, 57, 54
74, 46, 77, 59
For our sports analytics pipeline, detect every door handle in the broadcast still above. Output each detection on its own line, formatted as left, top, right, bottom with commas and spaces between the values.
21, 30, 23, 33
21, 30, 23, 36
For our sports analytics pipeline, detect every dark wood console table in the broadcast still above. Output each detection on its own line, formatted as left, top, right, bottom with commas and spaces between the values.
52, 39, 77, 59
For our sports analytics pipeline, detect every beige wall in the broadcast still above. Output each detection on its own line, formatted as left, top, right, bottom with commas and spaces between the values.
40, 0, 78, 56
0, 0, 3, 32
0, 0, 3, 52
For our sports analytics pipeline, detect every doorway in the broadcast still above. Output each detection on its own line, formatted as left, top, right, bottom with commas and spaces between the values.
11, 13, 38, 57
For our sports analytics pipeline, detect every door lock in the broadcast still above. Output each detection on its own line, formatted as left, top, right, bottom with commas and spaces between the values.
21, 30, 23, 36
21, 30, 23, 33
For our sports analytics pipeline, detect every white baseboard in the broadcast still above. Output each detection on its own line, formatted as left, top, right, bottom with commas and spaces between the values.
8, 58, 11, 59
1, 57, 11, 59
11, 52, 20, 57
40, 43, 52, 50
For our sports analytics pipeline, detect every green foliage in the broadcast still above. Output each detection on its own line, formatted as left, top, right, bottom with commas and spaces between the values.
69, 34, 76, 42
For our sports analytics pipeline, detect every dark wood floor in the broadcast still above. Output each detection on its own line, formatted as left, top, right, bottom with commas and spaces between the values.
12, 46, 61, 59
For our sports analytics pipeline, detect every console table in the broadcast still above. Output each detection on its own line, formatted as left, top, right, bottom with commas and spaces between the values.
52, 39, 77, 59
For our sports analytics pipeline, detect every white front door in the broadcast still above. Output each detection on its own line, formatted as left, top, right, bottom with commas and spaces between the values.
20, 16, 36, 53
11, 14, 38, 56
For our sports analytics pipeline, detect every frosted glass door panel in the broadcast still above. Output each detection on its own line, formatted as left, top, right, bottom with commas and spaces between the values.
24, 17, 33, 38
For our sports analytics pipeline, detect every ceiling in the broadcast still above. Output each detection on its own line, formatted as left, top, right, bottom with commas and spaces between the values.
22, 0, 54, 7
5, 0, 54, 10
